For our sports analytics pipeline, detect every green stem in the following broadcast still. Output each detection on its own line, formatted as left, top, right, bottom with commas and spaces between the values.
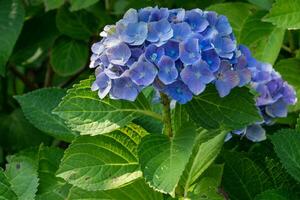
160, 92, 173, 138
288, 30, 295, 52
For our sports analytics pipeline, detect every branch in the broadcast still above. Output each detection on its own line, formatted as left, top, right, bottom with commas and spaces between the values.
9, 65, 38, 90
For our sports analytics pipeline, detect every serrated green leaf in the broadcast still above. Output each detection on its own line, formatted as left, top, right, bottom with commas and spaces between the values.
180, 130, 227, 195
222, 152, 272, 200
69, 0, 99, 11
36, 146, 71, 200
0, 169, 18, 200
43, 0, 64, 11
50, 37, 88, 76
206, 3, 256, 41
67, 178, 163, 200
15, 88, 77, 142
188, 164, 224, 200
10, 12, 59, 66
271, 129, 300, 182
184, 86, 262, 130
138, 123, 196, 195
275, 58, 300, 111
53, 77, 162, 136
5, 150, 39, 200
240, 11, 285, 65
0, 0, 25, 75
254, 189, 293, 200
263, 0, 300, 29
57, 124, 147, 191
0, 109, 51, 152
56, 6, 99, 40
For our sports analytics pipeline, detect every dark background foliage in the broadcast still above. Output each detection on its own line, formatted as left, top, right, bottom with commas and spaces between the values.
1, 0, 300, 199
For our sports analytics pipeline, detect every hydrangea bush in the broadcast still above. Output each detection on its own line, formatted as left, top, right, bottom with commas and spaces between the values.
2, 1, 300, 200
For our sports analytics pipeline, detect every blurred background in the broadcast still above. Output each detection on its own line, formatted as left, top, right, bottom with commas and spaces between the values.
1, 0, 299, 172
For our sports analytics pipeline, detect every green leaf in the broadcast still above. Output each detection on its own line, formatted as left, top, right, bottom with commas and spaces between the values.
5, 149, 39, 200
69, 0, 99, 11
53, 77, 162, 136
263, 0, 300, 29
180, 130, 227, 194
254, 189, 293, 200
138, 123, 196, 195
271, 129, 300, 182
188, 164, 224, 200
247, 0, 273, 10
57, 124, 147, 191
0, 169, 18, 200
36, 146, 71, 200
67, 178, 163, 200
0, 0, 25, 75
15, 88, 77, 142
0, 109, 51, 152
222, 152, 271, 200
206, 3, 256, 41
43, 0, 64, 11
184, 86, 262, 130
240, 11, 285, 65
50, 36, 88, 76
10, 12, 59, 66
56, 6, 99, 40
275, 58, 300, 111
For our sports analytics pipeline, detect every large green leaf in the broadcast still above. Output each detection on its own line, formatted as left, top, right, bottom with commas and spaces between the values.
50, 36, 88, 76
36, 146, 71, 200
222, 152, 271, 200
184, 86, 262, 130
67, 178, 163, 200
138, 123, 196, 195
53, 77, 162, 136
0, 109, 51, 152
0, 169, 17, 200
263, 0, 300, 29
240, 11, 285, 65
5, 150, 39, 200
57, 124, 147, 191
10, 12, 59, 67
0, 0, 24, 75
180, 130, 227, 195
271, 129, 300, 182
15, 88, 77, 142
275, 58, 300, 111
206, 3, 256, 41
43, 0, 64, 11
188, 164, 224, 200
69, 0, 99, 11
56, 6, 99, 40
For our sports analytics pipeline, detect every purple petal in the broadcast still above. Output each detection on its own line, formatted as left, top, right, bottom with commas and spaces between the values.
110, 77, 139, 101
106, 42, 131, 65
157, 55, 178, 84
128, 61, 158, 86
245, 125, 266, 142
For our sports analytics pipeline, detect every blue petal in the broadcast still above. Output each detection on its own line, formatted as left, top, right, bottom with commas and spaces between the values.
179, 38, 201, 65
157, 55, 178, 84
163, 40, 179, 60
110, 77, 139, 101
245, 125, 266, 142
185, 10, 209, 32
215, 79, 232, 97
171, 22, 192, 41
265, 99, 288, 118
91, 42, 104, 54
215, 15, 232, 36
91, 73, 112, 99
168, 8, 185, 22
202, 49, 220, 72
106, 42, 131, 65
164, 81, 193, 104
145, 44, 165, 64
128, 61, 158, 86
121, 22, 148, 45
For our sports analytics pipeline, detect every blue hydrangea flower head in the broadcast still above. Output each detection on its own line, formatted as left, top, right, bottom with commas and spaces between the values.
89, 6, 297, 117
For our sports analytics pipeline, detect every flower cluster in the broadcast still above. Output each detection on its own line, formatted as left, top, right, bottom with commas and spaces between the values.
227, 45, 297, 142
89, 7, 297, 142
90, 7, 242, 104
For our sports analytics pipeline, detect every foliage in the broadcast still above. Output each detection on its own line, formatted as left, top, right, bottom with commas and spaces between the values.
1, 0, 300, 200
